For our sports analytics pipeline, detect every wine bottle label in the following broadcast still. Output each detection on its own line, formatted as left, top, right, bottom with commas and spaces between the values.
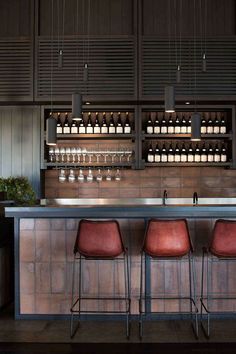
94, 126, 101, 134
188, 154, 194, 162
180, 127, 187, 134
79, 126, 86, 134
187, 126, 191, 134
175, 127, 181, 134
148, 155, 154, 163
147, 126, 153, 134
214, 155, 220, 162
71, 126, 78, 134
116, 126, 123, 134
168, 155, 174, 162
167, 126, 174, 134
154, 126, 160, 134
154, 155, 161, 162
174, 155, 180, 162
213, 126, 220, 134
221, 154, 227, 162
201, 155, 207, 162
161, 127, 167, 134
161, 154, 167, 162
101, 126, 108, 133
180, 154, 187, 162
109, 126, 116, 134
63, 126, 70, 134
208, 154, 214, 162
206, 127, 213, 134
194, 155, 200, 162
201, 127, 207, 134
57, 127, 63, 134
86, 126, 93, 134
220, 127, 226, 134
124, 126, 131, 134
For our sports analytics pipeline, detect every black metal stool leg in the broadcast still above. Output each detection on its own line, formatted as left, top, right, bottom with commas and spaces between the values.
124, 251, 131, 338
70, 254, 82, 338
139, 251, 144, 339
190, 252, 198, 338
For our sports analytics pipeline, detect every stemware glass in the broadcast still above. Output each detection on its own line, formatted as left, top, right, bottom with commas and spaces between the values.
65, 147, 71, 163
77, 168, 84, 182
68, 169, 76, 183
87, 167, 94, 182
82, 148, 87, 163
96, 168, 103, 182
76, 147, 82, 163
59, 147, 66, 163
115, 168, 121, 181
49, 147, 55, 162
71, 147, 77, 163
58, 169, 66, 183
88, 149, 93, 164
54, 147, 60, 162
95, 151, 101, 163
106, 168, 112, 181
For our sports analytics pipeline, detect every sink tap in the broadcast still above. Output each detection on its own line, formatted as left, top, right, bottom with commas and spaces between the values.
163, 190, 168, 205
193, 192, 198, 205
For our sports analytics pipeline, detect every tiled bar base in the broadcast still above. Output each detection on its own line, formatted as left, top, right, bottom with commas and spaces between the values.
19, 218, 236, 316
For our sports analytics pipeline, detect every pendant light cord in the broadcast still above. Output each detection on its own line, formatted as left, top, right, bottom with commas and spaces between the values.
76, 0, 79, 90
50, 0, 54, 114
168, 0, 171, 83
193, 0, 197, 112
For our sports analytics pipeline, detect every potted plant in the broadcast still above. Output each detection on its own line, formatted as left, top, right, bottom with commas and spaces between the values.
0, 177, 37, 205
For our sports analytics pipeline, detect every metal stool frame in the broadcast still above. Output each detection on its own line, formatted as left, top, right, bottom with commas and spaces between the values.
200, 247, 236, 338
70, 249, 131, 338
139, 250, 198, 339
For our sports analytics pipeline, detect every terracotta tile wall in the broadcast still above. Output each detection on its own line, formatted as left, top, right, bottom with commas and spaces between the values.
45, 167, 236, 199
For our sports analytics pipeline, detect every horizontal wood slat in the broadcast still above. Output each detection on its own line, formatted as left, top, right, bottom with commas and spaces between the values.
36, 37, 135, 99
142, 38, 236, 97
0, 39, 32, 100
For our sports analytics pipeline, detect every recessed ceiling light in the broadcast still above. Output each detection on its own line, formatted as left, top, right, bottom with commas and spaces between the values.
85, 102, 91, 105
185, 101, 190, 105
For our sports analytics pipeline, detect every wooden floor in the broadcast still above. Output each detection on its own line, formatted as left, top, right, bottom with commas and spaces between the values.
0, 306, 236, 353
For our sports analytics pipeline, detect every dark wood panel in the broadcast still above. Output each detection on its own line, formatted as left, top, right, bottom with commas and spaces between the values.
38, 0, 133, 36
0, 0, 32, 37
142, 0, 236, 36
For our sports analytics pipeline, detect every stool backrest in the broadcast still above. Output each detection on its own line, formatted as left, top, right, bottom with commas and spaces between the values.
210, 219, 236, 257
143, 219, 192, 257
74, 219, 124, 258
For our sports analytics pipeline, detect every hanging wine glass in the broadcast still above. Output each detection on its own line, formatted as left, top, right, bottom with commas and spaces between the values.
68, 169, 76, 183
82, 148, 87, 163
87, 167, 94, 182
77, 168, 84, 182
115, 168, 121, 181
54, 147, 60, 162
58, 169, 66, 183
49, 147, 55, 162
76, 147, 82, 163
71, 147, 77, 163
106, 168, 112, 181
65, 147, 71, 162
96, 168, 103, 182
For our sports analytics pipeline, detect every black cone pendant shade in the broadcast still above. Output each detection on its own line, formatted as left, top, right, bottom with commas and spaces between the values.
46, 116, 57, 145
165, 85, 175, 113
191, 112, 201, 141
72, 92, 82, 121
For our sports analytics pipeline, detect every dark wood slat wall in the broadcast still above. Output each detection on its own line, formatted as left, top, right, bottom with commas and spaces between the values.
0, 107, 41, 197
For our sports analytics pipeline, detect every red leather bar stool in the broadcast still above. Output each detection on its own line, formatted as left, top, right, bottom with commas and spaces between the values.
139, 219, 198, 338
200, 219, 236, 337
70, 219, 131, 338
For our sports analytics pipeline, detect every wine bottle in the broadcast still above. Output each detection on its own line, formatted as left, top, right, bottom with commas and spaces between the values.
175, 115, 181, 134
56, 112, 63, 134
213, 113, 220, 134
187, 116, 191, 134
109, 112, 116, 134
180, 143, 187, 162
124, 112, 131, 134
201, 116, 207, 134
187, 144, 194, 162
167, 143, 174, 162
116, 112, 123, 134
78, 118, 86, 134
214, 143, 221, 162
160, 114, 168, 134
154, 143, 161, 162
71, 120, 78, 134
174, 143, 181, 162
161, 143, 168, 162
206, 116, 213, 134
194, 144, 201, 162
94, 112, 101, 134
146, 114, 154, 134
220, 143, 227, 162
220, 114, 227, 134
147, 144, 154, 163
86, 112, 93, 134
200, 143, 207, 162
167, 115, 174, 134
207, 144, 214, 162
63, 113, 70, 134
101, 112, 108, 134
154, 114, 161, 134
180, 115, 187, 134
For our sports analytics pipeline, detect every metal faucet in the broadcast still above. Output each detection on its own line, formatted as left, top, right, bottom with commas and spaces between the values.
163, 190, 168, 205
193, 191, 198, 205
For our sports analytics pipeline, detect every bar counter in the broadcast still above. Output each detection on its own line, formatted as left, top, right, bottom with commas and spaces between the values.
5, 198, 236, 319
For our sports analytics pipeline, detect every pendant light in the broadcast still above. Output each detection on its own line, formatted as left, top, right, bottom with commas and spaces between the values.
46, 0, 57, 146
72, 92, 82, 121
191, 0, 201, 141
165, 0, 175, 113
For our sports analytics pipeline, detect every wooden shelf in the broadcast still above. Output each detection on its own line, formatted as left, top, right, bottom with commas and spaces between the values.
144, 162, 231, 167
143, 133, 232, 139
44, 162, 134, 168
56, 133, 135, 140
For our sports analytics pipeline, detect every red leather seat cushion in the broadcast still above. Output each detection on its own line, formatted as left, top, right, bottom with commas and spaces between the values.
143, 219, 191, 257
75, 219, 124, 258
210, 219, 236, 257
